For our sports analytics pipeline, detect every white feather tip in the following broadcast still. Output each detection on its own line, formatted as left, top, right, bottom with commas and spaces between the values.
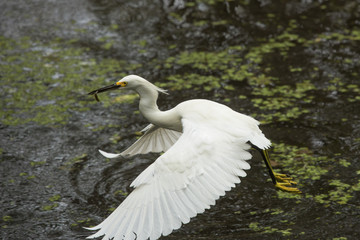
99, 149, 121, 159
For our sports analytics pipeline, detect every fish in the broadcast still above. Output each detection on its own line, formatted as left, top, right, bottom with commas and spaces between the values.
94, 93, 100, 102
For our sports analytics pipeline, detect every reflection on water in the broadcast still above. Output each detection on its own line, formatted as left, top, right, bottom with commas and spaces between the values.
0, 0, 360, 239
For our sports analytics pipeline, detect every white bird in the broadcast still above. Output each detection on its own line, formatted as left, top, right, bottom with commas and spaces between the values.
86, 75, 300, 240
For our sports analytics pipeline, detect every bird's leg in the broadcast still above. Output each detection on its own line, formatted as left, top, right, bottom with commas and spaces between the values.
252, 145, 301, 194
261, 149, 298, 184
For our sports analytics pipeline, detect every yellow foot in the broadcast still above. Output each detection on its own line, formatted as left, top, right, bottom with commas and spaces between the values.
273, 173, 301, 193
274, 173, 297, 184
275, 182, 302, 194
274, 173, 292, 181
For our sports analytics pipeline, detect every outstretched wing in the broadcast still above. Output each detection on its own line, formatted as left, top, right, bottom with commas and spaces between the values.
99, 124, 182, 159
87, 119, 254, 240
121, 124, 182, 156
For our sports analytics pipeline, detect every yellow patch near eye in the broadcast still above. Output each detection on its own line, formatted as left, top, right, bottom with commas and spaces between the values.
116, 82, 127, 87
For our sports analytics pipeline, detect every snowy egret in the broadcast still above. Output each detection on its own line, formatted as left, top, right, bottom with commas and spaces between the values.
86, 75, 301, 240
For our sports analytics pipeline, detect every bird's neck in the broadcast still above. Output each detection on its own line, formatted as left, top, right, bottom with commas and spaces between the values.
136, 85, 182, 132
138, 87, 160, 114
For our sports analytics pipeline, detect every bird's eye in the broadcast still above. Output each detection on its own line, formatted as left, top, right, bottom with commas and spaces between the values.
123, 81, 128, 86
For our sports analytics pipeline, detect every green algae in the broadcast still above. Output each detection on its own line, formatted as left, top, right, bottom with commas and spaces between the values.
270, 142, 360, 207
163, 73, 221, 91
114, 189, 129, 197
26, 175, 36, 180
157, 19, 322, 123
49, 194, 61, 202
310, 179, 358, 205
305, 29, 360, 46
2, 19, 358, 127
246, 208, 284, 216
41, 203, 59, 211
161, 46, 249, 90
249, 221, 292, 237
63, 154, 87, 166
155, 18, 360, 125
250, 81, 315, 123
41, 194, 62, 211
30, 161, 46, 167
245, 208, 296, 236
328, 180, 353, 205
112, 93, 139, 104
0, 36, 137, 126
2, 215, 12, 222
270, 143, 330, 183
71, 218, 92, 228
276, 190, 302, 200
338, 159, 351, 167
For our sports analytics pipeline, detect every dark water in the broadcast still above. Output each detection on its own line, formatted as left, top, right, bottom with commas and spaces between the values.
1, 1, 360, 239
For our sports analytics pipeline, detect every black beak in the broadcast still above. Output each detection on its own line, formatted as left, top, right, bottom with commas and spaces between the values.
88, 83, 120, 95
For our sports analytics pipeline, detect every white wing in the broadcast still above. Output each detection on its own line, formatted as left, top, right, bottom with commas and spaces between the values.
121, 124, 182, 156
98, 124, 182, 159
86, 118, 257, 240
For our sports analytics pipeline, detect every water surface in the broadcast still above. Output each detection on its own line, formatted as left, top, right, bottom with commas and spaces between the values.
1, 1, 360, 239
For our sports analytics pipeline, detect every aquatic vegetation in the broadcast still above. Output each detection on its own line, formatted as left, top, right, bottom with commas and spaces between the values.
0, 36, 136, 126
310, 179, 359, 205
250, 82, 315, 123
162, 19, 306, 89
41, 203, 59, 211
156, 20, 322, 123
49, 194, 61, 202
269, 142, 360, 208
114, 189, 128, 197
30, 161, 46, 167
249, 221, 292, 237
2, 215, 12, 222
267, 143, 332, 181
112, 93, 139, 104
1, 215, 12, 229
41, 194, 61, 211
2, 15, 359, 127
164, 73, 221, 91
64, 154, 88, 166
70, 218, 92, 228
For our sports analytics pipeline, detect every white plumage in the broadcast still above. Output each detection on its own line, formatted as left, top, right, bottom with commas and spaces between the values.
86, 75, 274, 240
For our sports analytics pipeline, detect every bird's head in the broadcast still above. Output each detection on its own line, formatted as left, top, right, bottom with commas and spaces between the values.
88, 75, 167, 101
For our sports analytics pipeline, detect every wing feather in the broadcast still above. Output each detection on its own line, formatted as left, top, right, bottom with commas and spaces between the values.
121, 124, 182, 157
183, 185, 207, 212
150, 184, 163, 240
186, 182, 211, 209
159, 190, 175, 236
131, 206, 146, 239
164, 191, 183, 230
87, 118, 270, 240
98, 125, 182, 159
167, 190, 191, 224
202, 168, 229, 194
122, 208, 141, 240
190, 179, 216, 206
